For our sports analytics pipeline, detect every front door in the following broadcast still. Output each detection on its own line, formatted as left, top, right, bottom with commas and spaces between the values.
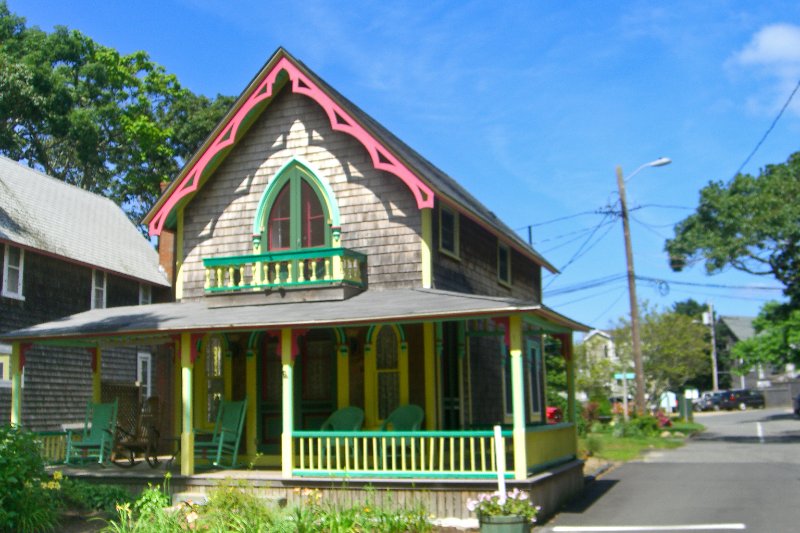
257, 329, 337, 454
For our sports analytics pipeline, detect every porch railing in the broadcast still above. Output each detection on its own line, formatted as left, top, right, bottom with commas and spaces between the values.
203, 248, 366, 293
35, 431, 68, 465
292, 429, 513, 479
525, 423, 577, 474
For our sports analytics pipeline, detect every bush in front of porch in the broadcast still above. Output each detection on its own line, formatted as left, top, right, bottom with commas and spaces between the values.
100, 478, 435, 532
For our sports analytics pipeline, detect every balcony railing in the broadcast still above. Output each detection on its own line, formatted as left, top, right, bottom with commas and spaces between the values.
292, 429, 514, 479
203, 247, 366, 293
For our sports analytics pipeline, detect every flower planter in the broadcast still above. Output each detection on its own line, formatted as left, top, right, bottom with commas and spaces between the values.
479, 514, 532, 533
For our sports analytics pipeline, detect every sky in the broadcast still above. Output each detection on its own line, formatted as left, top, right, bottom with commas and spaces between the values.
9, 0, 800, 336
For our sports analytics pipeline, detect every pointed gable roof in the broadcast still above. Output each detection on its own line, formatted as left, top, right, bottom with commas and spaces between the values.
144, 48, 556, 272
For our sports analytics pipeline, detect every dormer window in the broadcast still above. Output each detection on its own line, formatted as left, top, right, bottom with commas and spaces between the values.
439, 205, 460, 259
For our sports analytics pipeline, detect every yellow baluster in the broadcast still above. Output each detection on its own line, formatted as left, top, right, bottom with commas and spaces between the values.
298, 260, 305, 282
310, 259, 318, 281
274, 263, 280, 284
300, 438, 305, 469
324, 258, 331, 281
239, 265, 245, 287
216, 267, 223, 288
287, 262, 293, 284
205, 268, 211, 289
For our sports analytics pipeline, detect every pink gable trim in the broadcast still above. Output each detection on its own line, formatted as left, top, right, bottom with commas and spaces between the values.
148, 56, 434, 236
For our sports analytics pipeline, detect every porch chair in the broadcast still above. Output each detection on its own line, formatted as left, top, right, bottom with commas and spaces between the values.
65, 399, 119, 465
320, 406, 364, 431
194, 398, 247, 468
379, 404, 424, 431
112, 396, 161, 468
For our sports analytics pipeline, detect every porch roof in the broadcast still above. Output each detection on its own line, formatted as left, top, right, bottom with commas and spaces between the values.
0, 288, 588, 345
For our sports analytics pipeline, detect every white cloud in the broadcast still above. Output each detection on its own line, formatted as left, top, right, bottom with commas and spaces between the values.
730, 23, 800, 117
735, 23, 800, 67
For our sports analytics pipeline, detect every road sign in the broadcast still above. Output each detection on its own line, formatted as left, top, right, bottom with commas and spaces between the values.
614, 373, 635, 380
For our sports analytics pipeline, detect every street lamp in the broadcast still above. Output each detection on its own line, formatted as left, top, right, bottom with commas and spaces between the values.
616, 157, 671, 415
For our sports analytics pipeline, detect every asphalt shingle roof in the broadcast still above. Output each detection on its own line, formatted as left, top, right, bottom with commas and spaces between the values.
719, 316, 755, 342
0, 157, 169, 286
0, 288, 588, 343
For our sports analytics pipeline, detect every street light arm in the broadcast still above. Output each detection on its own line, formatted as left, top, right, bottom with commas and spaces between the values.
624, 157, 671, 182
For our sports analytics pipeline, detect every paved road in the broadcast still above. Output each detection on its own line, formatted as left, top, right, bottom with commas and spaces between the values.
541, 407, 800, 532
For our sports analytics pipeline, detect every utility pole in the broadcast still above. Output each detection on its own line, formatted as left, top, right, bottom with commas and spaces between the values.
616, 165, 647, 415
704, 302, 719, 391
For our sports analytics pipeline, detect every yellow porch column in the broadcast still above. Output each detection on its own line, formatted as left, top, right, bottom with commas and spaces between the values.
10, 342, 22, 425
180, 333, 195, 476
423, 322, 437, 429
245, 348, 257, 458
91, 347, 102, 403
509, 316, 527, 480
337, 342, 350, 409
281, 328, 294, 478
421, 208, 432, 288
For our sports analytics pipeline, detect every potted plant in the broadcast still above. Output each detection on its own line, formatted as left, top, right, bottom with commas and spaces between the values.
466, 489, 541, 532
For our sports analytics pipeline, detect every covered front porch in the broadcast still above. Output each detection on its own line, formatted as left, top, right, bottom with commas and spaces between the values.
4, 289, 586, 493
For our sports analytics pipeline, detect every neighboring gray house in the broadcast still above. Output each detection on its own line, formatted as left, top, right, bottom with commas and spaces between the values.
718, 315, 797, 389
0, 156, 171, 429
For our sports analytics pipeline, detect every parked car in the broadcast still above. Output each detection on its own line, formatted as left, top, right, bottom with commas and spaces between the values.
694, 391, 726, 411
718, 389, 765, 410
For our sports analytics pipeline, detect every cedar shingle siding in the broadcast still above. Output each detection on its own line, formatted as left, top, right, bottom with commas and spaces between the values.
0, 244, 157, 429
180, 89, 422, 299
432, 203, 541, 301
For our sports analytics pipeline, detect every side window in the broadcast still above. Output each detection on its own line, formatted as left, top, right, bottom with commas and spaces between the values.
497, 242, 511, 286
2, 246, 25, 300
91, 270, 106, 309
439, 205, 460, 259
527, 339, 544, 421
137, 351, 152, 398
139, 284, 152, 305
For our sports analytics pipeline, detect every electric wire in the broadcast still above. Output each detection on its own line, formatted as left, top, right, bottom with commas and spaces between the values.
733, 78, 800, 178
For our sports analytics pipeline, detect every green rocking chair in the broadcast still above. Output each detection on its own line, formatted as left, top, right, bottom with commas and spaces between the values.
194, 398, 247, 468
65, 399, 119, 465
379, 404, 425, 431
320, 406, 364, 431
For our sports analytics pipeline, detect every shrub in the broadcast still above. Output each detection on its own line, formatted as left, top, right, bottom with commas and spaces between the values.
59, 477, 132, 512
0, 424, 60, 532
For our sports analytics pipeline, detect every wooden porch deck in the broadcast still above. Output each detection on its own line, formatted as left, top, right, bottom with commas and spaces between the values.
48, 456, 585, 521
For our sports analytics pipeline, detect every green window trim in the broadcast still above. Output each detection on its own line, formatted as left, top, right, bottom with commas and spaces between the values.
438, 204, 460, 260
497, 242, 512, 287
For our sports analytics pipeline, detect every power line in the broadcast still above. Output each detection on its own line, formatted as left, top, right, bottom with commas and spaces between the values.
733, 78, 800, 178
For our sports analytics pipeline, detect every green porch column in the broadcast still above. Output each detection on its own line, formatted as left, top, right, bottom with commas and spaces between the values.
509, 316, 527, 480
10, 342, 23, 425
180, 332, 195, 476
562, 334, 576, 423
245, 347, 257, 459
281, 328, 294, 478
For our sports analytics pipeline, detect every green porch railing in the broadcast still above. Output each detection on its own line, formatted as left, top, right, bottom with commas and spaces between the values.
291, 429, 514, 479
203, 247, 366, 293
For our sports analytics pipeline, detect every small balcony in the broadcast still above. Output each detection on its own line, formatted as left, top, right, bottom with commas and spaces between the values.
203, 247, 366, 294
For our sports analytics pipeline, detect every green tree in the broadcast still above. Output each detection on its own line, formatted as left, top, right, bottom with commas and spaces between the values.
0, 2, 233, 224
732, 300, 800, 371
612, 305, 708, 408
575, 337, 615, 402
665, 151, 800, 308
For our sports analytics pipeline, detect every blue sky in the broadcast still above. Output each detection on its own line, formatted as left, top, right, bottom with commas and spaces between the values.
10, 0, 800, 334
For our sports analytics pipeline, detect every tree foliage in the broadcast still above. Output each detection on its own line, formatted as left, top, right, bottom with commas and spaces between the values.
612, 304, 708, 407
0, 2, 234, 224
665, 151, 800, 307
732, 300, 800, 372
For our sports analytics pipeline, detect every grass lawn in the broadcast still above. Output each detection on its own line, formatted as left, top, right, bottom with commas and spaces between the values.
579, 420, 705, 462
